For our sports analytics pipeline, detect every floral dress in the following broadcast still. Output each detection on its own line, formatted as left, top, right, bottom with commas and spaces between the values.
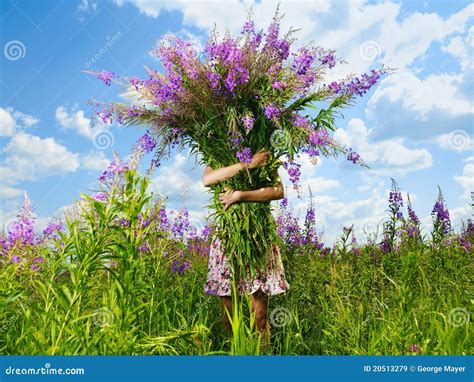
204, 235, 290, 297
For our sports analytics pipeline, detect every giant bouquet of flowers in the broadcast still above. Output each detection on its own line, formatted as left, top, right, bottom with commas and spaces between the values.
88, 11, 391, 274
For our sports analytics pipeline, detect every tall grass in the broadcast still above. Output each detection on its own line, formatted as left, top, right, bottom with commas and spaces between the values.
0, 166, 471, 356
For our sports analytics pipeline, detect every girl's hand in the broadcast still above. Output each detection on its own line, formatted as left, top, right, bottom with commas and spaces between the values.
247, 150, 271, 169
219, 187, 241, 211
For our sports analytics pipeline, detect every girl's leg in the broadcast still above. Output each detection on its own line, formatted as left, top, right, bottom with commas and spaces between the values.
220, 296, 232, 333
251, 289, 269, 332
251, 289, 270, 351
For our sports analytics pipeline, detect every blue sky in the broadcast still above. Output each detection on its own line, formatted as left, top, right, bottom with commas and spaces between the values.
0, 0, 473, 244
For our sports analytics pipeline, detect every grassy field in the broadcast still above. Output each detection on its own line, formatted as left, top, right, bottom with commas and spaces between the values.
0, 166, 472, 355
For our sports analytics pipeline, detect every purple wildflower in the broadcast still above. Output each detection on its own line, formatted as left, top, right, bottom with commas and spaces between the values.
7, 193, 35, 247
236, 147, 252, 164
283, 159, 301, 187
242, 114, 255, 132
431, 189, 451, 235
92, 192, 107, 202
138, 132, 156, 153
263, 103, 280, 120
43, 221, 63, 237
95, 70, 115, 86
320, 51, 336, 69
347, 149, 361, 164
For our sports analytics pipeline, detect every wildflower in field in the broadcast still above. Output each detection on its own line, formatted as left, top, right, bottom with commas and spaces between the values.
31, 256, 44, 271
409, 344, 421, 354
431, 187, 451, 236
138, 242, 150, 253
43, 221, 63, 237
6, 193, 35, 248
99, 158, 129, 183
171, 259, 191, 275
92, 192, 107, 202
11, 254, 21, 264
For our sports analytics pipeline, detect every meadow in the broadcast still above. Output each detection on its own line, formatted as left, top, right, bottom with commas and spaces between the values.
0, 148, 472, 356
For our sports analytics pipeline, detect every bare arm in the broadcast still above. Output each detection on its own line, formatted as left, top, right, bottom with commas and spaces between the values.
202, 150, 271, 186
218, 170, 284, 210
202, 163, 245, 187
236, 183, 284, 202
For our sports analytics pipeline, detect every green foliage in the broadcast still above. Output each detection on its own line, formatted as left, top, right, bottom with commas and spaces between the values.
0, 168, 471, 356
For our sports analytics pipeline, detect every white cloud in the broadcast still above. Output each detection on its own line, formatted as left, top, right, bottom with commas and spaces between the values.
367, 70, 472, 122
432, 130, 474, 152
115, 0, 331, 38
156, 29, 204, 54
75, 0, 98, 22
55, 105, 106, 141
149, 152, 209, 209
442, 33, 474, 72
334, 118, 433, 174
0, 107, 38, 137
454, 159, 474, 202
81, 150, 110, 171
0, 133, 80, 184
0, 108, 16, 136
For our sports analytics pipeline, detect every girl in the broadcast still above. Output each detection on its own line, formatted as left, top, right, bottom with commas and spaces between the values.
202, 150, 290, 336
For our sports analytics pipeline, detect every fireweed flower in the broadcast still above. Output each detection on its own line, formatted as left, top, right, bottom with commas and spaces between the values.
283, 159, 301, 187
43, 221, 63, 237
236, 147, 252, 164
263, 103, 280, 120
272, 80, 287, 91
241, 20, 255, 34
97, 109, 113, 124
409, 344, 421, 353
92, 192, 107, 202
31, 256, 44, 272
99, 158, 129, 182
242, 114, 255, 133
137, 132, 156, 153
431, 190, 451, 235
7, 193, 35, 248
292, 47, 315, 76
129, 76, 142, 90
320, 51, 336, 68
346, 149, 361, 165
95, 70, 115, 86
86, 13, 392, 273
